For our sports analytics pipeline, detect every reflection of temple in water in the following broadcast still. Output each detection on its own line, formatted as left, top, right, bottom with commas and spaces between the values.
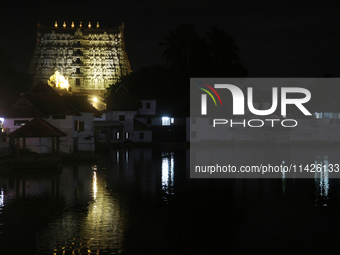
0, 164, 127, 254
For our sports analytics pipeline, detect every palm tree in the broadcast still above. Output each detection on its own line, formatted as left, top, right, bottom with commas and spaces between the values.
160, 24, 201, 77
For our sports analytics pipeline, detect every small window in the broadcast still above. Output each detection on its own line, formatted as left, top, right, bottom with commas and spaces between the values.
125, 132, 129, 139
74, 120, 79, 131
14, 120, 29, 126
76, 58, 80, 64
77, 49, 81, 55
116, 132, 120, 140
146, 102, 151, 109
171, 118, 174, 124
79, 121, 85, 132
119, 115, 125, 121
76, 78, 80, 86
162, 117, 170, 126
76, 68, 80, 74
77, 41, 80, 46
146, 118, 152, 125
139, 133, 144, 139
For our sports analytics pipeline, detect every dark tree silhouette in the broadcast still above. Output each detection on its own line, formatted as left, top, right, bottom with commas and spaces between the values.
160, 24, 248, 78
203, 26, 248, 77
0, 48, 32, 108
106, 24, 248, 116
160, 24, 202, 77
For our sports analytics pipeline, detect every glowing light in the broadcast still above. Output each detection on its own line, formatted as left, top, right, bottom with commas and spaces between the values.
79, 21, 82, 28
48, 71, 70, 91
54, 21, 58, 27
88, 22, 91, 28
63, 21, 66, 28
96, 22, 99, 28
0, 188, 4, 207
92, 97, 98, 103
93, 171, 97, 200
162, 117, 170, 126
162, 152, 174, 199
71, 21, 74, 28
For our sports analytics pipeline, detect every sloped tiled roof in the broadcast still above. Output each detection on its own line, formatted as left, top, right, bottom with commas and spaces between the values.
23, 94, 81, 116
8, 117, 67, 138
0, 97, 47, 118
63, 96, 98, 113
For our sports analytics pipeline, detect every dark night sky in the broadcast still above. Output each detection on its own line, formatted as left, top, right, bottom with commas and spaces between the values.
1, 0, 340, 77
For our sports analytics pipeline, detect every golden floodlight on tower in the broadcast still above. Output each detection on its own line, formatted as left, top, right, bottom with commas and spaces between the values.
48, 71, 69, 91
55, 21, 58, 27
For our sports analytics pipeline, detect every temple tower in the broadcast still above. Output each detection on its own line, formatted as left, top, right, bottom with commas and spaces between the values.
29, 21, 131, 96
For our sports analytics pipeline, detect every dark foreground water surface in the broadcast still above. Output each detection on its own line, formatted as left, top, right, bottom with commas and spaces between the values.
1, 145, 340, 254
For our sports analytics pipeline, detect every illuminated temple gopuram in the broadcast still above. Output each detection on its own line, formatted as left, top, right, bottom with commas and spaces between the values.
29, 21, 131, 96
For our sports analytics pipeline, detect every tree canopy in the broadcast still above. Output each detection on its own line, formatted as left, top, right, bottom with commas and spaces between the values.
0, 48, 32, 107
106, 24, 248, 115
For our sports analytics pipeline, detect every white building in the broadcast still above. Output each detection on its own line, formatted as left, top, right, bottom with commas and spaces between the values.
0, 83, 97, 153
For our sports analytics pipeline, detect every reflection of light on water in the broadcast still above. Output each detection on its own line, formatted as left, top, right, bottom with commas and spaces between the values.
315, 156, 329, 206
162, 152, 174, 197
0, 188, 4, 207
85, 171, 124, 253
93, 171, 97, 200
281, 161, 286, 196
48, 166, 126, 254
126, 150, 129, 165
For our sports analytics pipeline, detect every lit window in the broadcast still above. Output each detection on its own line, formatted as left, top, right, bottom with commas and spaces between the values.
125, 132, 129, 139
171, 118, 174, 124
116, 132, 120, 140
162, 117, 170, 126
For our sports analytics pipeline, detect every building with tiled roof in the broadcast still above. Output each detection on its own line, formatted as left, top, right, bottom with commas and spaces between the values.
1, 83, 97, 153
